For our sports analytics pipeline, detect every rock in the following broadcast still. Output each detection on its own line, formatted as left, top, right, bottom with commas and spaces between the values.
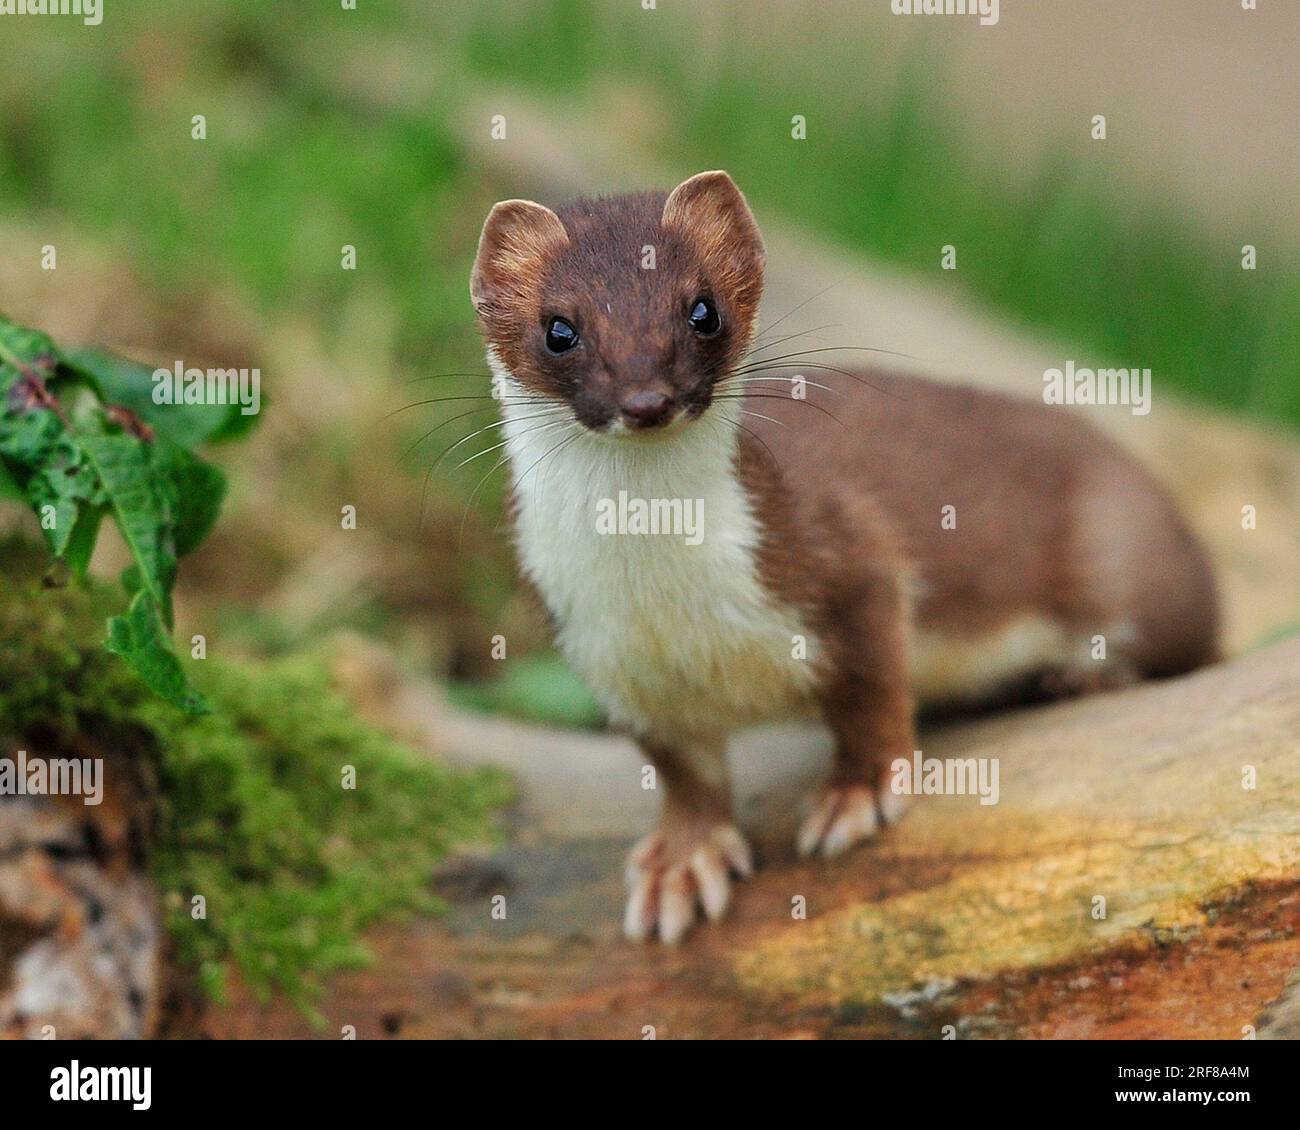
0, 742, 165, 1040
1, 866, 161, 1040
733, 638, 1300, 1008
1257, 969, 1300, 1040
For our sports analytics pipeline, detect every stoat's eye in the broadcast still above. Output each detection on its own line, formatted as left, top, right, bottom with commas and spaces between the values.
687, 297, 721, 337
545, 316, 580, 354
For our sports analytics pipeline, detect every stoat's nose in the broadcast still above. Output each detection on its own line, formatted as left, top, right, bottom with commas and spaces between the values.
620, 389, 675, 429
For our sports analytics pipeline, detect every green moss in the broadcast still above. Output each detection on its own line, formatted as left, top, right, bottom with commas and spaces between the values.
0, 537, 511, 1020
0, 539, 150, 736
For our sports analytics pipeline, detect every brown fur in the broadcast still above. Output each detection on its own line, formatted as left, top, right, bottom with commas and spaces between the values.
738, 370, 1221, 700
473, 172, 1222, 939
480, 171, 1221, 784
472, 174, 765, 431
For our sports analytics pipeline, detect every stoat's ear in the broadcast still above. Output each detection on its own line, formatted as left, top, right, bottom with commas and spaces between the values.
661, 172, 766, 323
661, 171, 766, 275
470, 199, 569, 316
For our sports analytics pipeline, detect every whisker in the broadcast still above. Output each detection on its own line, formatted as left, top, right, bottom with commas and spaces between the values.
712, 411, 781, 471
542, 431, 588, 503
536, 427, 588, 501
519, 427, 583, 506
737, 408, 786, 429
400, 370, 495, 386
405, 404, 500, 457
711, 391, 848, 429
733, 361, 863, 379
433, 408, 566, 473
458, 452, 513, 550
471, 423, 583, 547
734, 344, 919, 368
377, 394, 548, 425
458, 420, 579, 551
748, 279, 849, 345
743, 322, 841, 359
728, 375, 839, 395
729, 360, 902, 398
452, 415, 567, 472
417, 410, 565, 528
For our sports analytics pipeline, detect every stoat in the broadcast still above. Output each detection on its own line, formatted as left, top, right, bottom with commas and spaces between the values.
469, 171, 1219, 944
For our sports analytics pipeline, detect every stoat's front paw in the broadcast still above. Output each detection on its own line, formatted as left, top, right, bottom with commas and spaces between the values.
797, 779, 906, 859
623, 822, 753, 945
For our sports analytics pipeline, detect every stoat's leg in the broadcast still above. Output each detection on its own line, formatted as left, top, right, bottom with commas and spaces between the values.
624, 737, 752, 945
799, 610, 916, 859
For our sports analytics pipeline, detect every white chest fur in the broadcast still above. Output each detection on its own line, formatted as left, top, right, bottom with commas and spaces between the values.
496, 374, 819, 741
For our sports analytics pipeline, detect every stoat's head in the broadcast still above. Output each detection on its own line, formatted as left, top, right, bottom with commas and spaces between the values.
470, 171, 765, 435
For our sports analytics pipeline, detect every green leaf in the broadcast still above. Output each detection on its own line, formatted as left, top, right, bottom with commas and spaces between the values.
166, 446, 227, 556
1, 314, 232, 714
78, 418, 179, 626
106, 589, 210, 715
0, 458, 22, 500
1, 360, 106, 566
0, 316, 60, 375
60, 504, 106, 577
120, 562, 144, 599
65, 348, 259, 446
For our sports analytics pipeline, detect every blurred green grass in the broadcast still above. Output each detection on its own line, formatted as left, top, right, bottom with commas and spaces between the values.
0, 8, 476, 370
1, 0, 1293, 432
438, 0, 1298, 430
0, 1, 1294, 727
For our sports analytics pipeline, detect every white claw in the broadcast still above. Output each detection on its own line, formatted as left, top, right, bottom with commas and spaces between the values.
622, 823, 752, 944
690, 848, 731, 922
658, 868, 695, 945
623, 876, 656, 942
797, 807, 831, 858
878, 785, 909, 826
821, 796, 879, 858
714, 825, 754, 878
798, 783, 893, 860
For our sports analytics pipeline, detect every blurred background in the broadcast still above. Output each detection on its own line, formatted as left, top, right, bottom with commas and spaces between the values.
1, 0, 1297, 1036
2, 0, 1296, 723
